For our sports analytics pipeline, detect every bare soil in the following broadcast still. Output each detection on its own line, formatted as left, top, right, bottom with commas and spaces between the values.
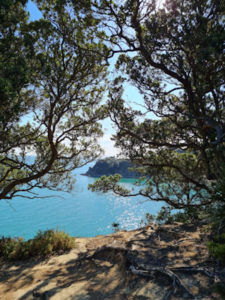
0, 223, 223, 299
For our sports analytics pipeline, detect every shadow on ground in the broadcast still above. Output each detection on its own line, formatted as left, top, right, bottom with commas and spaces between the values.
0, 223, 221, 300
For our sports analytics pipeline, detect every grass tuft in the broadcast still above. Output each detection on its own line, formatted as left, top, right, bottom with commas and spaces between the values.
0, 229, 76, 261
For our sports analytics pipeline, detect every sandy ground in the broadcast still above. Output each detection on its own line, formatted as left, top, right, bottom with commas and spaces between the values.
0, 223, 222, 299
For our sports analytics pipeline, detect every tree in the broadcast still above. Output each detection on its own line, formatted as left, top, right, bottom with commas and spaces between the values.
0, 0, 109, 200
0, 0, 34, 127
90, 0, 225, 210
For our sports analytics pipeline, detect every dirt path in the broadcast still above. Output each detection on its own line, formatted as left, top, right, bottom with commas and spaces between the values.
0, 223, 222, 299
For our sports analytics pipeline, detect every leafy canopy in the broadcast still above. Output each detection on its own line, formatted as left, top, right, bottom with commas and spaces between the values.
0, 0, 34, 124
90, 0, 225, 210
0, 0, 109, 200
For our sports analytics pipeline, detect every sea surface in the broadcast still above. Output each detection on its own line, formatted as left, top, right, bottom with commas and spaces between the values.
0, 163, 163, 240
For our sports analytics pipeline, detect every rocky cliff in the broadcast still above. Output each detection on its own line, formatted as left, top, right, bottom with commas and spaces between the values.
83, 157, 140, 178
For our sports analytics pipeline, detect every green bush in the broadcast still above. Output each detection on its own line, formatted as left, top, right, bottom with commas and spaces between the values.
145, 213, 155, 224
155, 206, 174, 224
147, 205, 201, 225
212, 283, 225, 299
112, 222, 120, 233
0, 229, 76, 261
208, 233, 225, 263
0, 236, 23, 260
206, 172, 225, 265
142, 204, 204, 227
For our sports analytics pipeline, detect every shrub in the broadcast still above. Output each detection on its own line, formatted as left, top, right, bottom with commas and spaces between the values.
206, 171, 225, 265
33, 229, 76, 256
156, 206, 174, 224
145, 205, 201, 225
0, 229, 76, 261
145, 213, 155, 224
208, 233, 225, 263
212, 283, 225, 299
112, 222, 120, 233
0, 236, 23, 260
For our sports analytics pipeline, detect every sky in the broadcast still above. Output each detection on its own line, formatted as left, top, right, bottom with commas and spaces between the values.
26, 0, 147, 157
27, 0, 42, 20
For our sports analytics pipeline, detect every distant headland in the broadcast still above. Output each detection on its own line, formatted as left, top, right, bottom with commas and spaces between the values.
82, 157, 140, 178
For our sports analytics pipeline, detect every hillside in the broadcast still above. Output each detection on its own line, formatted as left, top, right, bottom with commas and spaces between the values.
83, 157, 140, 178
0, 223, 222, 300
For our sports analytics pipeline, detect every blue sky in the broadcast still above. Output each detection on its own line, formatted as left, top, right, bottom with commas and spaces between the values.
27, 0, 42, 20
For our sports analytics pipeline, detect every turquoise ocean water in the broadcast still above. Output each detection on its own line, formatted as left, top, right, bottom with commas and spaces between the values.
0, 163, 163, 240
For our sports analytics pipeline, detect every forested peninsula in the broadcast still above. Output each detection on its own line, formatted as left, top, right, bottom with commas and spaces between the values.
83, 157, 140, 178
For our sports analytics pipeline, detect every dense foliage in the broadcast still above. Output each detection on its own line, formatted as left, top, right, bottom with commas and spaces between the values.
90, 0, 225, 212
0, 0, 33, 124
208, 233, 225, 263
0, 0, 108, 200
0, 0, 224, 219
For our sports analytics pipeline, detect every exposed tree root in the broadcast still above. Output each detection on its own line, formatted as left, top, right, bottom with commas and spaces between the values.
170, 266, 215, 278
79, 245, 216, 300
129, 265, 196, 299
